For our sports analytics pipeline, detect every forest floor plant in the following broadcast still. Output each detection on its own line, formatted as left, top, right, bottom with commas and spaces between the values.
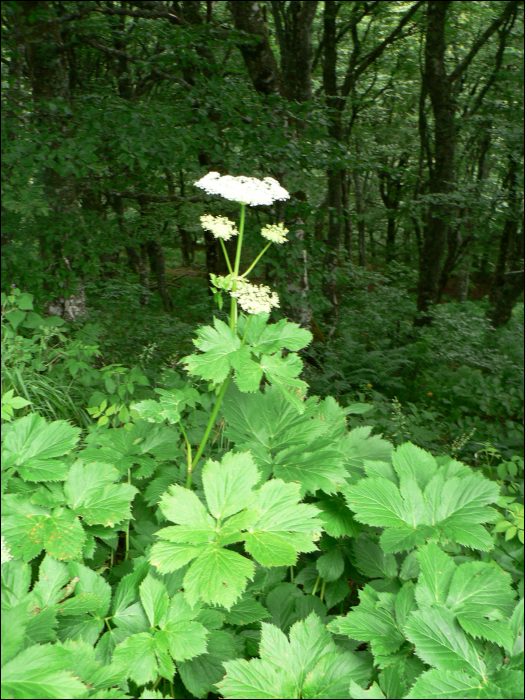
1, 174, 523, 699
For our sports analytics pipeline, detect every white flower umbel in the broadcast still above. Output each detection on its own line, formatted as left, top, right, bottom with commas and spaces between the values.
200, 214, 239, 241
261, 222, 289, 244
195, 172, 290, 206
231, 279, 280, 315
1, 536, 13, 564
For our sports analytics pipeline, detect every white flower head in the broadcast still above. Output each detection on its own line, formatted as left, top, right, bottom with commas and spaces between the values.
200, 214, 238, 241
261, 222, 289, 244
1, 536, 13, 565
231, 279, 280, 315
194, 172, 290, 206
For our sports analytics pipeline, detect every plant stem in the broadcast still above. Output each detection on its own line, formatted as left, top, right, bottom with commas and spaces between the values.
320, 579, 327, 602
230, 203, 246, 332
219, 238, 233, 274
240, 241, 271, 278
179, 421, 193, 489
312, 575, 321, 596
190, 372, 232, 473
125, 468, 131, 559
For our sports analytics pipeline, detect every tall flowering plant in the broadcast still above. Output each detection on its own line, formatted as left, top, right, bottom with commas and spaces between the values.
142, 173, 313, 487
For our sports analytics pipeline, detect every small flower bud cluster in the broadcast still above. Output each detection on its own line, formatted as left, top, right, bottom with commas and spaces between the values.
195, 172, 290, 206
261, 222, 289, 244
200, 215, 239, 241
1, 536, 13, 564
231, 280, 280, 315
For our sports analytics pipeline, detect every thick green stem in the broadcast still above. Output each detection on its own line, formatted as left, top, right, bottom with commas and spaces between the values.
240, 241, 271, 278
190, 372, 232, 473
312, 575, 321, 596
230, 203, 246, 332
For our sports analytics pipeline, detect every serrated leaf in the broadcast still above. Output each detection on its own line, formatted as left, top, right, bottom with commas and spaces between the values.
183, 317, 240, 383
140, 574, 169, 627
64, 461, 138, 527
302, 650, 373, 698
353, 536, 398, 580
332, 586, 405, 655
1, 603, 27, 665
404, 604, 485, 676
349, 680, 386, 699
392, 442, 438, 489
222, 596, 270, 625
1, 644, 86, 699
203, 451, 260, 519
273, 444, 347, 496
112, 632, 158, 686
244, 479, 322, 566
344, 477, 406, 528
405, 669, 485, 698
251, 318, 313, 355
67, 561, 111, 617
180, 630, 239, 697
183, 545, 255, 609
2, 414, 80, 463
316, 548, 344, 582
32, 554, 71, 608
218, 658, 294, 699
316, 495, 361, 538
44, 508, 86, 560
415, 542, 457, 607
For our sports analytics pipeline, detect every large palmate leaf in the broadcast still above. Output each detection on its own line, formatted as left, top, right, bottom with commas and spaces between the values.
149, 452, 322, 608
64, 461, 138, 527
344, 446, 499, 552
2, 414, 80, 482
219, 612, 372, 699
182, 317, 241, 383
329, 586, 406, 656
112, 579, 209, 686
414, 543, 517, 650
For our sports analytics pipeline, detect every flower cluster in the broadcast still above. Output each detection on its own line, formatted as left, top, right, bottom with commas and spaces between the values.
200, 214, 239, 241
1, 536, 13, 565
231, 280, 280, 315
195, 172, 290, 206
261, 222, 289, 244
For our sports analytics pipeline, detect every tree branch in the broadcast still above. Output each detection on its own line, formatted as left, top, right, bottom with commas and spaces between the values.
449, 0, 519, 82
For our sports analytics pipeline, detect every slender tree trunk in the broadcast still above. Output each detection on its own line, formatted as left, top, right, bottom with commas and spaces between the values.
386, 216, 396, 263
416, 1, 456, 323
342, 171, 352, 260
353, 166, 367, 267
146, 240, 173, 311
457, 254, 470, 302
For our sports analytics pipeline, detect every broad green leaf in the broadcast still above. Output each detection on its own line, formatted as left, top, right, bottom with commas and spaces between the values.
273, 444, 347, 496
218, 658, 295, 699
183, 545, 255, 609
344, 477, 406, 528
159, 591, 208, 661
180, 630, 238, 697
1, 604, 27, 665
316, 548, 344, 582
149, 540, 209, 572
3, 414, 80, 463
250, 318, 312, 355
44, 508, 86, 560
222, 596, 270, 625
1, 644, 87, 699
182, 317, 240, 383
158, 483, 215, 532
112, 632, 158, 686
68, 561, 111, 617
140, 575, 169, 627
349, 680, 386, 698
394, 581, 417, 628
1, 513, 47, 562
302, 651, 373, 698
32, 554, 70, 608
404, 604, 485, 676
340, 428, 393, 480
392, 442, 438, 489
64, 461, 137, 526
406, 669, 486, 699
112, 560, 150, 616
331, 586, 405, 656
446, 561, 515, 618
203, 451, 260, 519
316, 495, 362, 538
353, 536, 398, 580
244, 479, 322, 566
415, 542, 457, 607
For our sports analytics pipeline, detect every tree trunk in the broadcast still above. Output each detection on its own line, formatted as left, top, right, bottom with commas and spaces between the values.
146, 240, 173, 311
353, 167, 367, 267
416, 1, 456, 323
457, 255, 470, 303
342, 171, 352, 260
488, 158, 524, 326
